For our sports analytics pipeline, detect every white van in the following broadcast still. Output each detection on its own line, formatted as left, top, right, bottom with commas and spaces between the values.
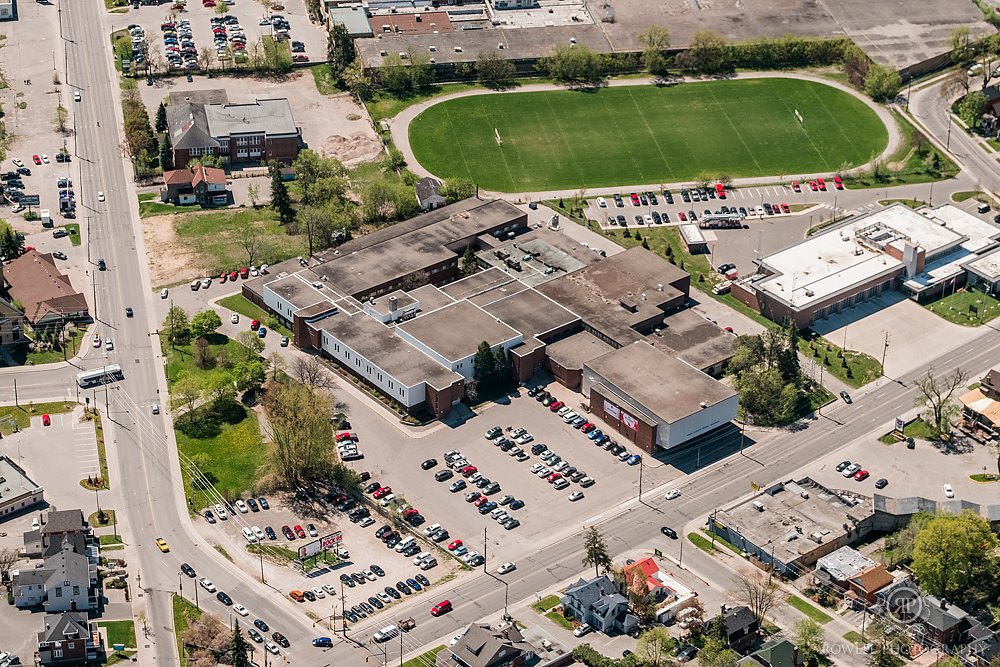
190, 279, 201, 291
373, 625, 399, 643
413, 551, 432, 565
394, 536, 416, 553
379, 493, 396, 507
969, 63, 984, 77
241, 527, 257, 543
596, 197, 607, 208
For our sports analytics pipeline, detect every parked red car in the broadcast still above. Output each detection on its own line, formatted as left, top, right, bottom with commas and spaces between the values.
447, 540, 463, 551
460, 465, 478, 477
373, 486, 392, 499
281, 525, 295, 540
834, 175, 844, 190
548, 400, 564, 412
250, 320, 261, 331
817, 177, 827, 191
240, 267, 250, 279
41, 414, 51, 426
791, 181, 801, 192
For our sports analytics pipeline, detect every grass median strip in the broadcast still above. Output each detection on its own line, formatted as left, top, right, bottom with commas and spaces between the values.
173, 594, 202, 667
787, 594, 833, 624
401, 646, 446, 667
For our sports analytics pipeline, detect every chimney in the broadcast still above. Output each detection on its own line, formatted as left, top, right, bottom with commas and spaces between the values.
940, 598, 947, 609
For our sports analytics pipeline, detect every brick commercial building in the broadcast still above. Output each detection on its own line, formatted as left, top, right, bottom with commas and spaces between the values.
733, 204, 1000, 328
167, 90, 300, 167
244, 198, 738, 448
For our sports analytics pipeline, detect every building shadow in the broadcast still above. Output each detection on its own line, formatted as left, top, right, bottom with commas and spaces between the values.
655, 423, 759, 474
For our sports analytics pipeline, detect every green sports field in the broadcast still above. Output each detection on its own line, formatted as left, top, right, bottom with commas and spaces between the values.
408, 78, 889, 192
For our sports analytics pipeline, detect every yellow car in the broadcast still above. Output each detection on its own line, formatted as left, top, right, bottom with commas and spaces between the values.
155, 538, 170, 553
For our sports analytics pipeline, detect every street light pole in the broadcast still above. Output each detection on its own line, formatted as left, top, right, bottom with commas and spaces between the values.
881, 332, 889, 375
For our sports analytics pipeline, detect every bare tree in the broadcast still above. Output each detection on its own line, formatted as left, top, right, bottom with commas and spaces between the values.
914, 367, 969, 439
236, 330, 265, 360
265, 382, 334, 486
247, 182, 260, 209
0, 548, 21, 591
731, 567, 779, 624
197, 46, 215, 72
54, 105, 68, 134
291, 355, 333, 390
267, 351, 286, 381
234, 220, 264, 266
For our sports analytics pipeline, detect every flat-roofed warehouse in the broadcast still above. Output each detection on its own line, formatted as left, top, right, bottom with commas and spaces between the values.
583, 342, 738, 453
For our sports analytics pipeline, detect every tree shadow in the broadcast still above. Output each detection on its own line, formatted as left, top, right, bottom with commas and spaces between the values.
175, 399, 247, 439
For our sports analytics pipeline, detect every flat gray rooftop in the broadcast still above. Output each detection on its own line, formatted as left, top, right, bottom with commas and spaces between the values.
718, 479, 872, 566
312, 312, 461, 389
267, 274, 329, 311
408, 284, 456, 313
651, 309, 738, 372
440, 267, 517, 300
545, 330, 614, 372
585, 342, 736, 425
538, 247, 687, 346
585, 0, 990, 70
478, 287, 579, 340
398, 300, 521, 362
0, 456, 42, 508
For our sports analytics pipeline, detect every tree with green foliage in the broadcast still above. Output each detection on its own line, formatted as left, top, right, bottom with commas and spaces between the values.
408, 49, 435, 90
236, 330, 265, 360
461, 245, 477, 275
268, 161, 295, 225
540, 44, 604, 86
233, 359, 266, 393
581, 526, 612, 577
174, 375, 204, 420
378, 53, 413, 95
164, 305, 191, 348
701, 615, 738, 667
881, 511, 933, 566
793, 619, 824, 666
867, 642, 897, 667
492, 347, 511, 385
957, 90, 988, 130
683, 30, 729, 74
265, 381, 335, 486
159, 133, 174, 171
205, 372, 237, 405
344, 56, 374, 101
326, 22, 356, 85
635, 627, 675, 667
155, 101, 168, 133
477, 50, 517, 89
440, 178, 476, 204
949, 26, 973, 65
382, 147, 406, 173
230, 621, 251, 667
293, 149, 342, 206
0, 222, 25, 259
911, 511, 999, 603
473, 341, 496, 387
638, 25, 671, 76
190, 310, 223, 339
864, 63, 902, 102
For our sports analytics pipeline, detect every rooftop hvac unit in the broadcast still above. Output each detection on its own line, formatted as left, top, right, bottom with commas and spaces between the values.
809, 532, 824, 543
752, 501, 765, 512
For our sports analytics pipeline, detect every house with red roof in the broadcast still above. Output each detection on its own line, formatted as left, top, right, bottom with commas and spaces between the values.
159, 164, 229, 206
623, 557, 699, 623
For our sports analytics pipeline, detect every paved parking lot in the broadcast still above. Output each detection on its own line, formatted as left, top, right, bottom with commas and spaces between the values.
109, 0, 326, 72
191, 489, 460, 626
345, 389, 687, 570
802, 421, 998, 504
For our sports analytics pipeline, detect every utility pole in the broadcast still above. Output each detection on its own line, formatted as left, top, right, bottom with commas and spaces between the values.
881, 332, 889, 375
13, 377, 17, 407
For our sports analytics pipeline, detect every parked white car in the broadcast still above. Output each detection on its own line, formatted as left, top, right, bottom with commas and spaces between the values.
497, 562, 516, 575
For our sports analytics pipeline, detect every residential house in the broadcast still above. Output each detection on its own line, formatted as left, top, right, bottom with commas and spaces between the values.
160, 165, 229, 206
2, 250, 89, 327
437, 623, 536, 667
958, 367, 1000, 440
961, 623, 1000, 666
23, 509, 91, 559
167, 92, 301, 167
877, 582, 972, 646
416, 177, 446, 211
846, 565, 896, 606
737, 639, 801, 667
623, 557, 698, 623
561, 575, 638, 635
13, 539, 98, 612
707, 605, 761, 654
36, 612, 103, 666
0, 296, 24, 346
815, 546, 895, 605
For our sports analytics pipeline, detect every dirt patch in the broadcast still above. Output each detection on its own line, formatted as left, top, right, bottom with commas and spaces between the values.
320, 132, 383, 165
141, 213, 207, 287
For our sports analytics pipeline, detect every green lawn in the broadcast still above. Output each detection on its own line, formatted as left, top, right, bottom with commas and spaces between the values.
409, 78, 888, 192
139, 200, 210, 217
878, 199, 926, 209
531, 594, 562, 613
843, 631, 864, 645
368, 82, 483, 122
21, 326, 87, 365
88, 509, 116, 527
925, 289, 1000, 325
171, 208, 306, 279
98, 619, 137, 661
173, 594, 202, 667
310, 64, 342, 95
64, 223, 81, 246
951, 190, 994, 204
879, 418, 938, 444
546, 611, 574, 630
688, 532, 719, 554
99, 534, 124, 546
164, 334, 267, 507
216, 294, 293, 338
843, 110, 958, 188
787, 595, 833, 624
402, 647, 445, 667
798, 330, 882, 388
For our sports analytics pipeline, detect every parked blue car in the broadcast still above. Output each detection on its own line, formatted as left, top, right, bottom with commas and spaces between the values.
627, 454, 642, 466
587, 429, 604, 441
